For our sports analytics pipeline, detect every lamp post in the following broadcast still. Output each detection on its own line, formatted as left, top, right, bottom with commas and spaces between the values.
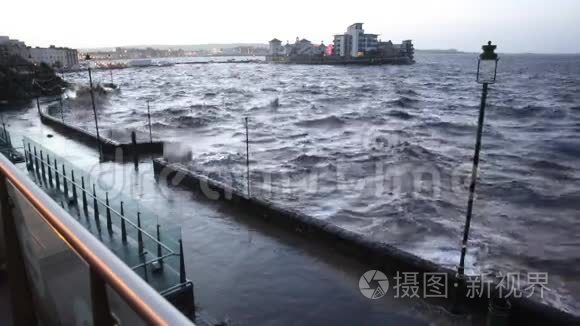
108, 54, 114, 84
86, 54, 103, 160
457, 41, 499, 277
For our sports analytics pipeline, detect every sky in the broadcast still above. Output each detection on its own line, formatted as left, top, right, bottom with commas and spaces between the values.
1, 0, 580, 53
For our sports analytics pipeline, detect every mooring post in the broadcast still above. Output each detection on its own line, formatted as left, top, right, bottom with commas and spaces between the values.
62, 164, 68, 198
54, 159, 60, 189
81, 176, 87, 211
105, 192, 112, 232
120, 201, 126, 242
71, 170, 78, 203
245, 117, 251, 197
131, 131, 138, 169
93, 184, 100, 227
147, 101, 153, 144
179, 239, 186, 284
137, 212, 143, 253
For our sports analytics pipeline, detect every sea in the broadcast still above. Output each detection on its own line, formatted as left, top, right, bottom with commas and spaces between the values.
54, 52, 580, 315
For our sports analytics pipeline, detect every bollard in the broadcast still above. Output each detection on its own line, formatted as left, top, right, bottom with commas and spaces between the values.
179, 239, 186, 283
71, 170, 78, 203
93, 184, 100, 227
120, 202, 127, 242
81, 176, 88, 212
137, 212, 143, 253
105, 192, 112, 233
62, 165, 68, 198
131, 131, 138, 169
54, 159, 60, 189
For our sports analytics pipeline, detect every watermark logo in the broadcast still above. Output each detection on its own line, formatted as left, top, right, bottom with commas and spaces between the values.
359, 270, 390, 299
358, 270, 550, 300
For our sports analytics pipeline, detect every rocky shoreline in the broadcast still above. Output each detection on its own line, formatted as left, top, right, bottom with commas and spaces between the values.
0, 55, 67, 102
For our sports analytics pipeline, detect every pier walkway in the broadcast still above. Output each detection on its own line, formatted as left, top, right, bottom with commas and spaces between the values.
1, 102, 460, 325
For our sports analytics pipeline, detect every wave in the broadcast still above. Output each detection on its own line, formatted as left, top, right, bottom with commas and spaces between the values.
171, 115, 212, 128
290, 154, 329, 166
295, 115, 346, 128
387, 96, 419, 108
386, 109, 414, 120
395, 88, 420, 97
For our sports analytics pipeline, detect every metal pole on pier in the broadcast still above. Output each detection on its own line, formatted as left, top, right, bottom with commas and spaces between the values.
59, 97, 65, 122
88, 65, 103, 160
36, 97, 41, 116
147, 101, 153, 144
245, 117, 251, 197
457, 42, 499, 279
458, 83, 487, 277
131, 131, 138, 170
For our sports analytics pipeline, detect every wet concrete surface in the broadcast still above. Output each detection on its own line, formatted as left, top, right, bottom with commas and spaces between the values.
1, 103, 479, 325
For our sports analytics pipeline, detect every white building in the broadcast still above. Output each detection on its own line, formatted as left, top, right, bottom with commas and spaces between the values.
333, 23, 379, 57
29, 45, 79, 68
268, 38, 284, 55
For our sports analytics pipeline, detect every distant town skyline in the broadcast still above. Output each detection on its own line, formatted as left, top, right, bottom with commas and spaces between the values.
2, 0, 580, 54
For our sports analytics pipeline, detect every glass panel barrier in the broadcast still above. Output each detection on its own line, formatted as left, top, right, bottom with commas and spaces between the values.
0, 153, 193, 325
7, 179, 93, 325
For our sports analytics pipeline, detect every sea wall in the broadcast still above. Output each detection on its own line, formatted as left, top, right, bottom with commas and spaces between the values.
38, 108, 163, 159
152, 157, 579, 325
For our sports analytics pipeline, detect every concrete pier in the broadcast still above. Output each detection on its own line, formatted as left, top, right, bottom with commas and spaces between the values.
152, 157, 580, 326
38, 107, 164, 160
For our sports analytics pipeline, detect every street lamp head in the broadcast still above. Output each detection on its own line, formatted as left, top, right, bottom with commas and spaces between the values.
85, 54, 91, 61
476, 41, 499, 84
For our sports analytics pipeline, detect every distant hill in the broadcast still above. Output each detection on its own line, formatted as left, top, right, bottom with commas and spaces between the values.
80, 43, 269, 52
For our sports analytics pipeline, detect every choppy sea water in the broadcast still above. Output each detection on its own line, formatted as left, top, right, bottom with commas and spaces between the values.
60, 53, 580, 315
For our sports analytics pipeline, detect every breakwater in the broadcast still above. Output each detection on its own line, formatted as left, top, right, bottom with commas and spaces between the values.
38, 101, 164, 160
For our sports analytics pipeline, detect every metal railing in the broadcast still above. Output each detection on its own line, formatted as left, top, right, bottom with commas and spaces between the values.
0, 152, 194, 325
21, 136, 190, 297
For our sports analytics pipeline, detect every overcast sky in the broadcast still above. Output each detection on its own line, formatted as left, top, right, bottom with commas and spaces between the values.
2, 0, 579, 53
